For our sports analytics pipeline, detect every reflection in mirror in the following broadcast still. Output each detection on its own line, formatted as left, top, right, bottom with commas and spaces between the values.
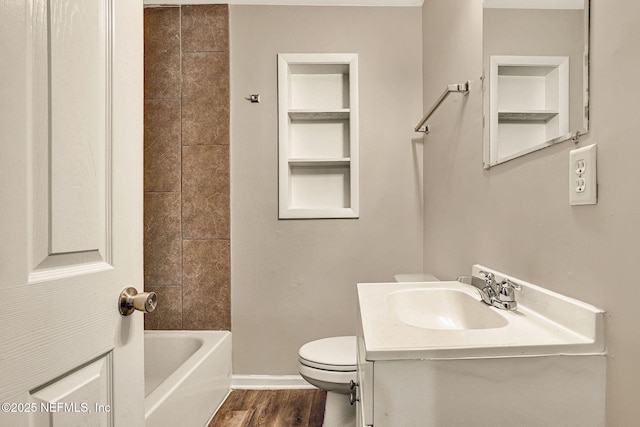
482, 0, 589, 168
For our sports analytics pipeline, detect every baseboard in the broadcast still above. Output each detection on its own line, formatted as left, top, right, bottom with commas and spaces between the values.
231, 374, 315, 390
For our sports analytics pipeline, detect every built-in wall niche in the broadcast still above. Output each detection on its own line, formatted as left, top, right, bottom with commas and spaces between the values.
278, 53, 358, 219
489, 55, 569, 164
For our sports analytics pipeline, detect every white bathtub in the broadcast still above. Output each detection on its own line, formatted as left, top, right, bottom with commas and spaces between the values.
144, 331, 232, 427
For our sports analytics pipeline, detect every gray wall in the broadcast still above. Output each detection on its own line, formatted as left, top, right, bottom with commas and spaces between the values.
422, 0, 640, 424
230, 5, 424, 374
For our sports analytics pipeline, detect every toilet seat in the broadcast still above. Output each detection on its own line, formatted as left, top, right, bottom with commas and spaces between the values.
298, 336, 356, 372
298, 362, 356, 386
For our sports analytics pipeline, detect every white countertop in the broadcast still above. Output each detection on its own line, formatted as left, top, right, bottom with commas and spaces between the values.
357, 273, 605, 361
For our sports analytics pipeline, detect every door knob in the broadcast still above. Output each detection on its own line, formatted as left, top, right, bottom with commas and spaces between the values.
119, 287, 157, 316
349, 393, 359, 405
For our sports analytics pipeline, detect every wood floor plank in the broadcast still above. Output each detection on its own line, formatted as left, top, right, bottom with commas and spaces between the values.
308, 389, 327, 426
208, 389, 326, 427
213, 410, 254, 427
250, 390, 289, 426
282, 389, 316, 427
219, 390, 246, 411
208, 391, 246, 426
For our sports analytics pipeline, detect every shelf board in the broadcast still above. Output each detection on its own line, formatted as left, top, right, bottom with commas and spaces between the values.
498, 110, 559, 123
288, 158, 351, 167
288, 109, 350, 120
279, 207, 358, 219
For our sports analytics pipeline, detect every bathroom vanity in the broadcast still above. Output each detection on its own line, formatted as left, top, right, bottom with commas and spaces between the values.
354, 265, 606, 427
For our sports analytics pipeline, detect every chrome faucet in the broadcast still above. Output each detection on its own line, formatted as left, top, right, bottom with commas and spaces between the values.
476, 270, 521, 310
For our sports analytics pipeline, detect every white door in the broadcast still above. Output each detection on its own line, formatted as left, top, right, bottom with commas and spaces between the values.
0, 0, 144, 425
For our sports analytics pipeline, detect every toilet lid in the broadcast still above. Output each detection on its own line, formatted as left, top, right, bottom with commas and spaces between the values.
299, 336, 356, 371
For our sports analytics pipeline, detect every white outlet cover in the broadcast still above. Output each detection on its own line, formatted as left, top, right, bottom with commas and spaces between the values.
569, 144, 597, 205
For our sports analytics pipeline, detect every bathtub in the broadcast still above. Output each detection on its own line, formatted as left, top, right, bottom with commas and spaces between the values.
144, 331, 232, 427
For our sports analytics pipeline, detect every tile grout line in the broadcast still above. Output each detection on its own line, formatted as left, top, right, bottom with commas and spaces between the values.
179, 4, 184, 331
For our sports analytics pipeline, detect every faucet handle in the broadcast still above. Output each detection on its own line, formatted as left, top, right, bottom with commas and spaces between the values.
478, 270, 493, 279
500, 278, 521, 291
478, 270, 495, 285
496, 279, 521, 304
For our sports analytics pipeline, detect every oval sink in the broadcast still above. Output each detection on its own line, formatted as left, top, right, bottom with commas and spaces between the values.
387, 288, 508, 330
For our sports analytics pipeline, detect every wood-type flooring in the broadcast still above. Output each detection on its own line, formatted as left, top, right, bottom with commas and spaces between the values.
208, 389, 327, 427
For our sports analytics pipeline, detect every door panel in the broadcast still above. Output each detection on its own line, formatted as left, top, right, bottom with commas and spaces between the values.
34, 0, 108, 267
30, 355, 112, 427
0, 0, 144, 425
49, 0, 106, 254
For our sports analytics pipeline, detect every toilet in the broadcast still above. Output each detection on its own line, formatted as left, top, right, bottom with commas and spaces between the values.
298, 336, 357, 427
298, 273, 439, 427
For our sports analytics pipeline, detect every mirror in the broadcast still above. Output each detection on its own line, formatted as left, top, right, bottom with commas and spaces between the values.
482, 0, 590, 168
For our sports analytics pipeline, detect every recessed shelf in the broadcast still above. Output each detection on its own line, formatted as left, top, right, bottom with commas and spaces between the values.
489, 55, 569, 163
288, 64, 350, 110
288, 109, 350, 120
289, 119, 349, 159
498, 65, 558, 77
288, 158, 351, 167
498, 110, 559, 122
278, 53, 359, 219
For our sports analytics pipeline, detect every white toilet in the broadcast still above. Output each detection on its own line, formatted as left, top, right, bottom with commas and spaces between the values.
298, 273, 439, 427
298, 336, 357, 427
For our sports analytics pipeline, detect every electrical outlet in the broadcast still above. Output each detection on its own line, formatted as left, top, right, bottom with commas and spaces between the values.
569, 144, 597, 205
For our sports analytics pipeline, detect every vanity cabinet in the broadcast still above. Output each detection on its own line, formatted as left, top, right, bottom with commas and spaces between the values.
356, 338, 605, 427
355, 278, 606, 427
277, 53, 359, 219
489, 55, 569, 162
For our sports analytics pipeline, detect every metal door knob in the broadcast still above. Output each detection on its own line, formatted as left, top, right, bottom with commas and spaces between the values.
119, 287, 157, 316
349, 393, 359, 405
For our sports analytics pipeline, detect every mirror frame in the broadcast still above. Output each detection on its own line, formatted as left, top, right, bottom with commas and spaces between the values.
482, 0, 590, 169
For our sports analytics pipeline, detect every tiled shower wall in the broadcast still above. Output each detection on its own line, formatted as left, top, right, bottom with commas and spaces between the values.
143, 5, 230, 330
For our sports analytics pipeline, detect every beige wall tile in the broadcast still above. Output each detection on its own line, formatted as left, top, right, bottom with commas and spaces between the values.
144, 4, 230, 331
181, 4, 229, 53
182, 145, 230, 239
144, 99, 181, 192
144, 192, 182, 285
182, 240, 231, 330
182, 52, 229, 145
144, 7, 181, 99
144, 285, 183, 330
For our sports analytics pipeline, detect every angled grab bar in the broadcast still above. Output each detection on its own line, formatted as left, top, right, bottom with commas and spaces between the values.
414, 81, 470, 133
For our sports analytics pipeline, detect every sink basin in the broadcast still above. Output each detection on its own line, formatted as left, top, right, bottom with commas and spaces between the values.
358, 266, 605, 361
387, 288, 508, 330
